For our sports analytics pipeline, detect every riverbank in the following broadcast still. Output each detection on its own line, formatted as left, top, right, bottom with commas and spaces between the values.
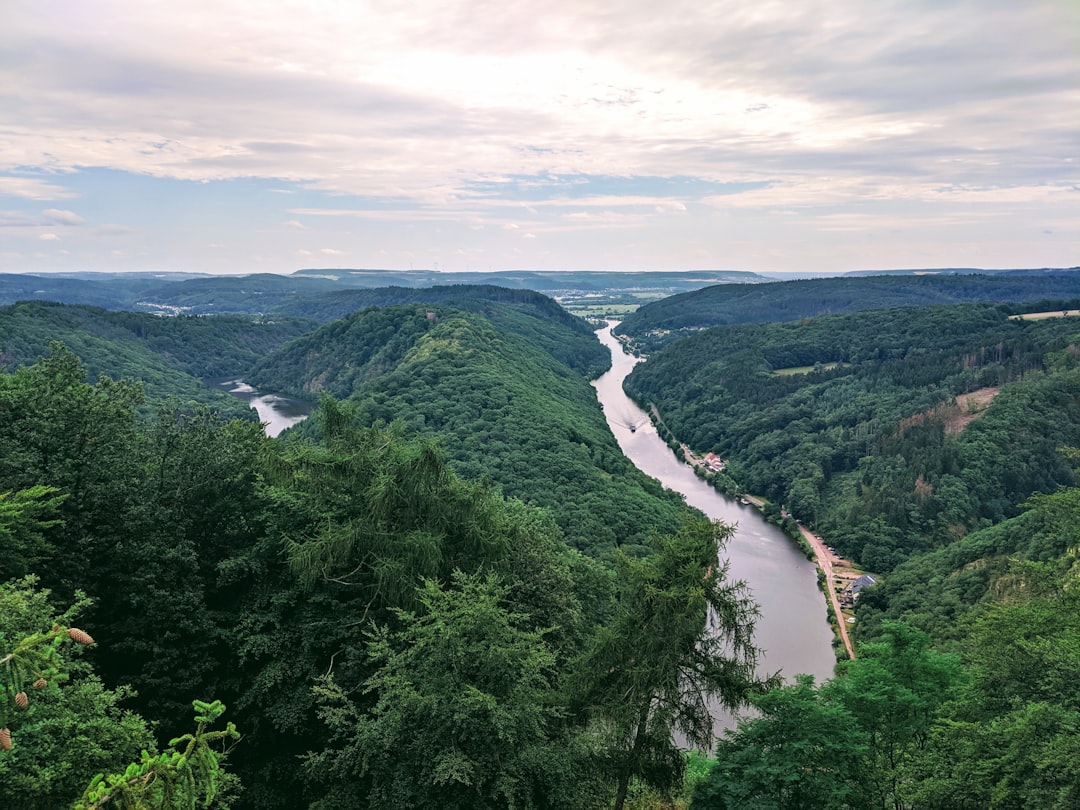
645, 406, 861, 661
593, 322, 837, 692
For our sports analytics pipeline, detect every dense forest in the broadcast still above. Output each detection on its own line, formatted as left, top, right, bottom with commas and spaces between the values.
625, 303, 1080, 570
3, 274, 1080, 808
615, 271, 1080, 350
0, 301, 315, 415
248, 300, 677, 557
0, 270, 760, 319
619, 294, 1080, 807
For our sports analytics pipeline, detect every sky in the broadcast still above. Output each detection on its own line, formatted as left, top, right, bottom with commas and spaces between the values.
1, 0, 1078, 275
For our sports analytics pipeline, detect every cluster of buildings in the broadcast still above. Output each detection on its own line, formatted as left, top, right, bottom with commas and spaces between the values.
702, 452, 726, 473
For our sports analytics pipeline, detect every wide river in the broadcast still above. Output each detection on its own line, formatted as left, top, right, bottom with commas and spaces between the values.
592, 322, 836, 703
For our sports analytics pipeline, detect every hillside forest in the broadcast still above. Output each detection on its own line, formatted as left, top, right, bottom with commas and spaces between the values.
621, 284, 1080, 807
2, 271, 1080, 808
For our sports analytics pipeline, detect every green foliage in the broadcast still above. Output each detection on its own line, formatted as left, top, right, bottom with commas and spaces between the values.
226, 397, 613, 808
693, 675, 865, 810
277, 399, 510, 601
823, 623, 963, 809
93, 406, 270, 731
254, 305, 684, 557
899, 557, 1080, 809
0, 302, 311, 415
573, 516, 765, 810
74, 700, 239, 810
0, 578, 157, 810
0, 343, 146, 596
625, 303, 1080, 569
307, 572, 602, 810
694, 622, 963, 810
0, 485, 66, 580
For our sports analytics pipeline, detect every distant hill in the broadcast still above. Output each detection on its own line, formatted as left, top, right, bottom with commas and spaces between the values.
616, 271, 1080, 350
290, 267, 767, 291
0, 269, 765, 317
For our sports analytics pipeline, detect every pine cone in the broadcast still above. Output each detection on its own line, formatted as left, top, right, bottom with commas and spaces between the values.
32, 678, 47, 690
14, 692, 27, 709
0, 728, 11, 751
67, 628, 95, 645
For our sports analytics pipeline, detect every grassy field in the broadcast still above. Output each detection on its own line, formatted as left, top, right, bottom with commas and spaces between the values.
772, 361, 846, 376
563, 303, 641, 317
1009, 310, 1080, 320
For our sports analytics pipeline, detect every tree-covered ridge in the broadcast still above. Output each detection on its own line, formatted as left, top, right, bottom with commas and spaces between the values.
0, 301, 314, 415
246, 285, 608, 372
0, 270, 764, 317
254, 304, 682, 557
616, 271, 1080, 350
624, 303, 1080, 570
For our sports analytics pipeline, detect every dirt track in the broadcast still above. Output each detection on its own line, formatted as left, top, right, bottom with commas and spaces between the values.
798, 524, 856, 660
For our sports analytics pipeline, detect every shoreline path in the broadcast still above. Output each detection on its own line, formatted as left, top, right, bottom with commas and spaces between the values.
797, 524, 856, 660
651, 405, 857, 661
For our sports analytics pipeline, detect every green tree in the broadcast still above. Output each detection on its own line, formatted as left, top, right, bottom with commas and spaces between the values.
692, 675, 867, 810
0, 485, 65, 580
225, 399, 581, 808
74, 699, 240, 810
573, 516, 765, 810
0, 343, 143, 597
93, 405, 269, 732
907, 557, 1080, 809
306, 572, 602, 810
823, 622, 963, 810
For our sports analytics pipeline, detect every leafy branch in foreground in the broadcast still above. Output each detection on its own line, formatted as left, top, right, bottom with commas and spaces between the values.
0, 590, 96, 749
74, 699, 240, 810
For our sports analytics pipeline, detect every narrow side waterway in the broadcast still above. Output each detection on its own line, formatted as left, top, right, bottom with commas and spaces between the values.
592, 323, 836, 700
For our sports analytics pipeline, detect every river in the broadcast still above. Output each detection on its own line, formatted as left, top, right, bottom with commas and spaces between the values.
591, 323, 836, 704
213, 378, 311, 437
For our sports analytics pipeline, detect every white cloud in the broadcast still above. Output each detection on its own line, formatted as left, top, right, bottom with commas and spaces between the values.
1, 0, 1077, 271
39, 232, 61, 241
42, 208, 85, 225
0, 176, 78, 201
319, 247, 345, 255
4, 1, 1076, 198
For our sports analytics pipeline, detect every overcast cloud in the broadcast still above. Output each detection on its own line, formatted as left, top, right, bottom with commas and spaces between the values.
1, 0, 1077, 273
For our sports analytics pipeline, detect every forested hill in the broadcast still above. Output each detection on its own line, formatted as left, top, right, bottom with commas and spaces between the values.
649, 302, 1080, 807
624, 303, 1080, 570
252, 303, 683, 557
616, 271, 1080, 350
275, 284, 607, 364
0, 301, 314, 414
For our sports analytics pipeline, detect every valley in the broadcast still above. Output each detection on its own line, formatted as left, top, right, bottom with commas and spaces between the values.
3, 268, 1080, 808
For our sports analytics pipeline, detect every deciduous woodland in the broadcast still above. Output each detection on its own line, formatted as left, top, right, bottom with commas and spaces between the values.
3, 272, 1080, 808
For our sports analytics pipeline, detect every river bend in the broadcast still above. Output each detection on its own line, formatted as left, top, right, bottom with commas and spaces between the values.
591, 323, 836, 702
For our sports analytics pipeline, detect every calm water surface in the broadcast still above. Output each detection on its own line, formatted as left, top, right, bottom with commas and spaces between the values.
592, 323, 836, 706
214, 379, 311, 437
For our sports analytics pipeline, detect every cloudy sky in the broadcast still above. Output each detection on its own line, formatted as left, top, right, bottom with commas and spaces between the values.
2, 0, 1077, 275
